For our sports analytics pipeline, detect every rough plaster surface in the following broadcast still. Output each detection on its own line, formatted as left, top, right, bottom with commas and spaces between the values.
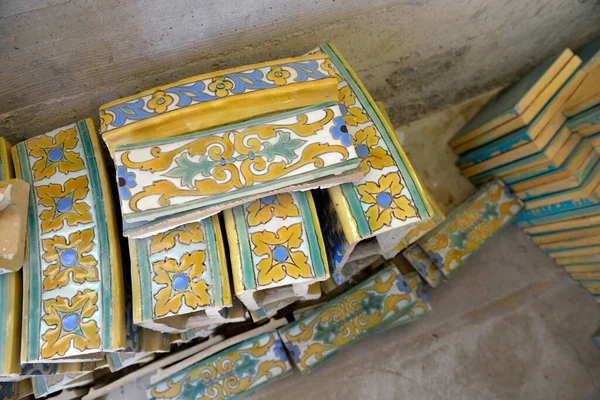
105, 92, 600, 400
1, 0, 599, 143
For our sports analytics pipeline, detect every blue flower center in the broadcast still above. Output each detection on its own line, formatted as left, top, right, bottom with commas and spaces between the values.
273, 245, 289, 262
216, 83, 225, 89
62, 313, 80, 332
274, 71, 283, 77
220, 158, 226, 166
172, 274, 189, 291
47, 147, 63, 162
60, 249, 78, 267
356, 144, 369, 158
248, 151, 255, 160
156, 97, 165, 104
261, 195, 276, 204
377, 192, 393, 208
56, 197, 72, 213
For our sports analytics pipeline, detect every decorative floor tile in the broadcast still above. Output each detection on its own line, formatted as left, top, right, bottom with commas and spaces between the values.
461, 119, 570, 178
403, 244, 444, 287
567, 104, 600, 138
13, 119, 126, 362
517, 203, 600, 230
449, 49, 576, 152
99, 53, 338, 155
514, 160, 600, 222
420, 179, 523, 278
512, 137, 598, 200
147, 331, 292, 400
250, 283, 321, 323
173, 324, 220, 345
115, 102, 362, 238
310, 44, 434, 275
31, 371, 95, 398
0, 383, 17, 400
278, 263, 418, 374
224, 191, 329, 311
469, 129, 580, 186
0, 271, 21, 380
129, 217, 235, 332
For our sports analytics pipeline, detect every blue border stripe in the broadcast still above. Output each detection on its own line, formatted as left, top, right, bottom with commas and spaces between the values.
323, 44, 428, 218
340, 183, 371, 237
16, 142, 40, 361
297, 193, 327, 279
135, 239, 153, 321
78, 120, 112, 350
204, 218, 222, 307
233, 206, 256, 290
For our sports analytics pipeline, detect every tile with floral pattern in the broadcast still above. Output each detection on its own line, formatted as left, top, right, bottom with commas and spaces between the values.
148, 331, 292, 400
114, 102, 362, 238
129, 217, 236, 333
13, 119, 125, 362
99, 53, 338, 154
224, 191, 329, 311
278, 263, 418, 374
31, 371, 95, 398
306, 44, 433, 276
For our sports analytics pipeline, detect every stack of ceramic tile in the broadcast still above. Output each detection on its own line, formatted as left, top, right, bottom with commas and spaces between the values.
450, 37, 600, 302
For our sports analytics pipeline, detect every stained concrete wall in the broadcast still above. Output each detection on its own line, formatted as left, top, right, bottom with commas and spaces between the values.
1, 0, 599, 143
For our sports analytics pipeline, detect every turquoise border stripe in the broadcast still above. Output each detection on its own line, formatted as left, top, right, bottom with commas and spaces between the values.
17, 142, 41, 361
78, 120, 112, 350
127, 158, 358, 221
340, 183, 370, 237
297, 193, 326, 279
204, 218, 222, 307
323, 44, 428, 218
233, 207, 256, 290
116, 101, 338, 151
0, 275, 6, 367
135, 239, 153, 321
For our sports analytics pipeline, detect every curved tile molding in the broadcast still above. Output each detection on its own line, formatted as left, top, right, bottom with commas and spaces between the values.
114, 102, 361, 238
13, 119, 126, 363
129, 218, 238, 333
99, 53, 338, 155
224, 191, 329, 311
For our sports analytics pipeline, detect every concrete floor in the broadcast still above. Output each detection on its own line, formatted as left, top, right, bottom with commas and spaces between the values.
107, 93, 600, 400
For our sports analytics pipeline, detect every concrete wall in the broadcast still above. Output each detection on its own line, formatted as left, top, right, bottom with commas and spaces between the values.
1, 0, 599, 143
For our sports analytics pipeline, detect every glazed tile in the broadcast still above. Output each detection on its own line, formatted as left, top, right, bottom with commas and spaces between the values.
403, 244, 444, 287
99, 53, 338, 155
224, 191, 329, 311
0, 271, 21, 380
115, 102, 362, 238
563, 37, 600, 117
541, 234, 600, 253
147, 331, 293, 400
518, 203, 600, 230
549, 245, 600, 259
554, 254, 600, 266
564, 264, 600, 273
129, 218, 235, 332
31, 372, 95, 398
449, 49, 576, 151
250, 283, 321, 323
310, 44, 434, 274
278, 263, 419, 374
12, 119, 126, 363
0, 383, 17, 400
0, 180, 30, 273
419, 179, 523, 278
173, 324, 220, 345
530, 220, 600, 245
567, 105, 600, 138
571, 271, 600, 280
514, 159, 600, 222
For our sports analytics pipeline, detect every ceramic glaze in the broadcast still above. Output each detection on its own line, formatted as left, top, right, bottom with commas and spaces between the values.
13, 119, 125, 362
99, 53, 338, 154
224, 191, 328, 311
113, 102, 362, 238
148, 331, 292, 400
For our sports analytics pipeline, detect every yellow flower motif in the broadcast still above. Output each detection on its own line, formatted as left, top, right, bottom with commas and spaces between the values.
153, 251, 210, 317
322, 59, 338, 79
41, 290, 101, 358
147, 90, 174, 114
251, 224, 312, 286
41, 228, 98, 291
37, 176, 92, 234
357, 172, 417, 232
343, 106, 369, 127
246, 194, 300, 227
150, 223, 204, 254
99, 110, 113, 133
353, 127, 394, 173
207, 76, 234, 97
266, 66, 291, 85
338, 86, 357, 108
27, 128, 84, 181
